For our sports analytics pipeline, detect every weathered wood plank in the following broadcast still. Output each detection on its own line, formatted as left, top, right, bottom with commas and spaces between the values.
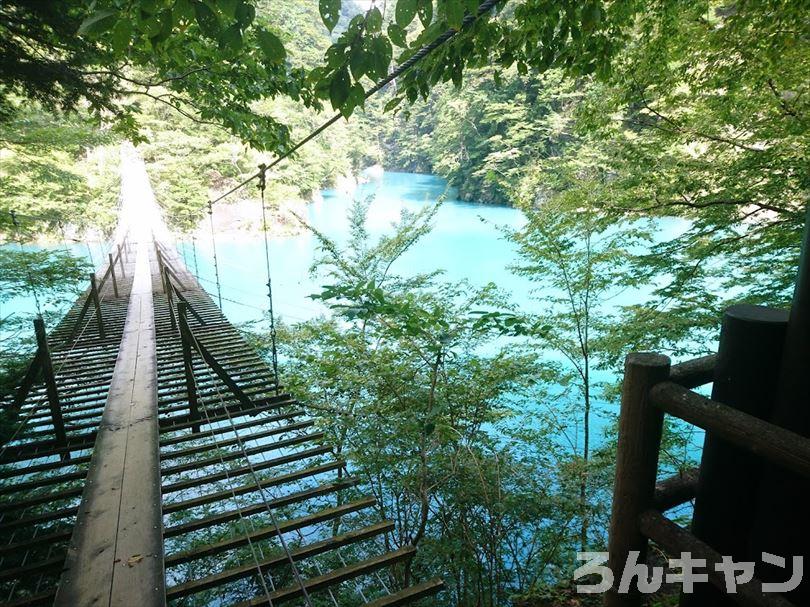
55, 239, 165, 607
650, 381, 810, 479
165, 498, 381, 570
362, 578, 446, 607
640, 509, 795, 607
237, 545, 417, 606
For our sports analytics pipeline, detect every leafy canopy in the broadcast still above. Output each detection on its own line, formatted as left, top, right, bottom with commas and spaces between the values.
1, 0, 647, 153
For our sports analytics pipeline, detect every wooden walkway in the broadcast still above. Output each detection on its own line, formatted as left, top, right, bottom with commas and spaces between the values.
0, 234, 444, 606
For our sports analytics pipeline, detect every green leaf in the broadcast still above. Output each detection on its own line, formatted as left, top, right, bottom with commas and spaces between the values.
387, 23, 408, 47
349, 44, 368, 80
369, 36, 392, 80
110, 19, 132, 53
341, 82, 366, 118
384, 96, 404, 112
395, 0, 418, 28
582, 2, 602, 31
234, 1, 255, 26
417, 0, 433, 27
319, 0, 341, 32
366, 7, 383, 33
329, 67, 351, 110
220, 23, 243, 52
218, 0, 238, 19
77, 9, 118, 36
256, 29, 286, 64
194, 1, 220, 38
173, 0, 195, 22
444, 0, 464, 29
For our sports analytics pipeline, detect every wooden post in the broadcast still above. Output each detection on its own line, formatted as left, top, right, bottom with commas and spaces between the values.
155, 247, 165, 293
605, 352, 670, 607
178, 302, 200, 432
33, 317, 69, 455
750, 203, 810, 602
684, 305, 787, 607
117, 243, 125, 276
89, 273, 105, 339
163, 267, 177, 332
108, 253, 119, 298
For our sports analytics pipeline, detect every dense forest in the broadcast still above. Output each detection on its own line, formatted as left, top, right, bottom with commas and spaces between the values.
1, 0, 807, 605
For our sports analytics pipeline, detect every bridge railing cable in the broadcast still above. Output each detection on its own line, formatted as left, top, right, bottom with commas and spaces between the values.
175, 303, 315, 606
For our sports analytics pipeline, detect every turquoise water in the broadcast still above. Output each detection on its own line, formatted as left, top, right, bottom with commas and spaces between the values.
175, 171, 702, 457
3, 171, 705, 459
177, 172, 532, 326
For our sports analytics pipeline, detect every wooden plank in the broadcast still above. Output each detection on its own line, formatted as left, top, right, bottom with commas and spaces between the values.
158, 408, 303, 447
33, 316, 68, 452
650, 381, 810, 479
606, 352, 670, 607
0, 504, 77, 532
0, 528, 72, 558
362, 578, 446, 607
669, 354, 716, 389
0, 554, 65, 581
640, 509, 795, 607
162, 460, 344, 513
3, 588, 58, 607
166, 497, 380, 569
160, 430, 326, 476
653, 467, 699, 511
8, 348, 42, 414
237, 545, 417, 606
179, 317, 255, 408
157, 395, 295, 431
158, 419, 314, 461
89, 273, 105, 339
162, 444, 331, 494
164, 477, 360, 537
55, 238, 165, 607
167, 520, 392, 600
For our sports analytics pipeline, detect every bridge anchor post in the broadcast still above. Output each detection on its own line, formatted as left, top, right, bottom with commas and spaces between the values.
117, 243, 126, 276
162, 267, 178, 332
606, 352, 670, 607
108, 253, 119, 298
33, 316, 69, 457
178, 302, 200, 432
89, 273, 105, 339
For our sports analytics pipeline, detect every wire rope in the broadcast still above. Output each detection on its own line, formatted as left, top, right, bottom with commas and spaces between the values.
258, 168, 280, 395
173, 286, 314, 606
207, 202, 224, 309
206, 0, 503, 208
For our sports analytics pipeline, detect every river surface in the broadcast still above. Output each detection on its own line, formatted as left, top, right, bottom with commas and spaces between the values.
177, 171, 532, 325
2, 171, 705, 459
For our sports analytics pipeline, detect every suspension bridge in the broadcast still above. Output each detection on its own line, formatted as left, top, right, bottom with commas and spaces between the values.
0, 152, 444, 606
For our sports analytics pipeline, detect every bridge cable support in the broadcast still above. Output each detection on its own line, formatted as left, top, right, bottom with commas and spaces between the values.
257, 164, 281, 395
207, 200, 224, 309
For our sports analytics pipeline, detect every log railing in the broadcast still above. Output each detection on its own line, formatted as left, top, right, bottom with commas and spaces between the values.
65, 233, 130, 342
606, 348, 810, 607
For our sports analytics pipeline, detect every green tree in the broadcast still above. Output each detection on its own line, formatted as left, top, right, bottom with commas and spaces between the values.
266, 199, 617, 604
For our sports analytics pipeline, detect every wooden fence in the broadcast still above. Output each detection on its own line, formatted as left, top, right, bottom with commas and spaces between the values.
606, 308, 810, 606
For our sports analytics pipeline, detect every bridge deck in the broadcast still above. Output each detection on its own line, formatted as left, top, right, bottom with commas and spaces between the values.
1, 228, 443, 605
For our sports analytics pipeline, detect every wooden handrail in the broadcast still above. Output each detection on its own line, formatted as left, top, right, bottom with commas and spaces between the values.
650, 381, 810, 479
652, 467, 699, 511
639, 509, 795, 607
669, 354, 716, 388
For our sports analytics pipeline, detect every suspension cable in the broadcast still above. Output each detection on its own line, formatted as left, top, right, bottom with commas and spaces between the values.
178, 300, 314, 606
191, 235, 200, 280
258, 166, 280, 394
206, 0, 503, 208
207, 201, 223, 309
